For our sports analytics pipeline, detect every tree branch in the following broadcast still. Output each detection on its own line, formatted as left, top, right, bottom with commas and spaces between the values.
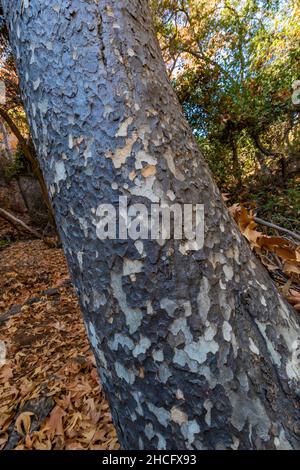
254, 216, 300, 242
0, 206, 43, 239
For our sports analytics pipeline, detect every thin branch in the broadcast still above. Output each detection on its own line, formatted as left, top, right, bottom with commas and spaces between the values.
254, 216, 300, 242
252, 133, 283, 158
0, 207, 43, 239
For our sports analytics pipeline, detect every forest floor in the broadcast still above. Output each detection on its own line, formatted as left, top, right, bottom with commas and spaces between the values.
0, 220, 119, 450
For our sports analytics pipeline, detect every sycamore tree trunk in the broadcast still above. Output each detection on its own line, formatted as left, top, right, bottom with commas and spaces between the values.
2, 0, 300, 450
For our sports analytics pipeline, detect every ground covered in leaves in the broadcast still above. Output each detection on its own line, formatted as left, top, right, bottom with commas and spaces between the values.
0, 226, 119, 450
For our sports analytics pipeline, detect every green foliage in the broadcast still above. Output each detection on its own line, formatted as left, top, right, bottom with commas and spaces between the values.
248, 182, 300, 232
4, 142, 25, 178
151, 0, 300, 187
0, 238, 13, 249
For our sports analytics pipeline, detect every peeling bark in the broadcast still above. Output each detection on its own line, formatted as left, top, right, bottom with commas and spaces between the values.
2, 0, 300, 450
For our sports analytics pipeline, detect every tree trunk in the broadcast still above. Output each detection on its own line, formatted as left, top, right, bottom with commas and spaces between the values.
2, 0, 300, 450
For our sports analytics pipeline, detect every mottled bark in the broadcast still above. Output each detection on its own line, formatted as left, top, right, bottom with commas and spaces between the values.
2, 0, 300, 450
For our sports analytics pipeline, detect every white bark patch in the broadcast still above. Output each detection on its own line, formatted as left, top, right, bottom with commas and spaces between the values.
29, 44, 36, 65
274, 429, 293, 450
261, 296, 267, 307
133, 337, 151, 357
93, 289, 106, 310
152, 349, 164, 362
164, 149, 185, 181
231, 332, 238, 358
115, 362, 135, 384
108, 334, 134, 351
237, 372, 249, 391
87, 322, 107, 368
0, 341, 6, 367
223, 264, 234, 281
222, 321, 232, 342
106, 5, 115, 17
233, 245, 240, 263
160, 298, 178, 316
146, 301, 154, 315
170, 317, 193, 343
147, 403, 170, 427
83, 137, 93, 164
182, 301, 192, 317
79, 217, 88, 237
111, 271, 143, 334
249, 337, 260, 355
54, 161, 66, 185
158, 363, 172, 383
116, 117, 133, 137
134, 240, 145, 257
135, 150, 157, 169
204, 399, 213, 426
231, 437, 240, 450
123, 259, 143, 276
184, 331, 219, 366
38, 99, 48, 115
179, 240, 202, 255
197, 277, 211, 322
204, 323, 217, 341
77, 251, 83, 271
255, 320, 281, 367
182, 420, 200, 446
129, 170, 136, 181
176, 389, 184, 400
130, 175, 159, 202
156, 434, 167, 450
277, 299, 300, 379
171, 407, 188, 425
33, 77, 40, 91
106, 132, 137, 168
167, 190, 176, 201
68, 134, 74, 149
286, 340, 300, 381
229, 393, 271, 441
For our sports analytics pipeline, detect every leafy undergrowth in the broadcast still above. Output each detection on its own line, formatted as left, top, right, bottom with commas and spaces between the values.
229, 177, 300, 234
0, 235, 119, 450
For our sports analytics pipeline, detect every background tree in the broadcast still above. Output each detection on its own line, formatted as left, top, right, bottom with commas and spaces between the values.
151, 0, 300, 210
2, 0, 300, 450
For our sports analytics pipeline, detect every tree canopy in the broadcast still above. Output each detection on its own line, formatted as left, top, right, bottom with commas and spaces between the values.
151, 0, 300, 189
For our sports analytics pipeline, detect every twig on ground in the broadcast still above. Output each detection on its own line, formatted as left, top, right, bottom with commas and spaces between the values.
254, 216, 300, 242
0, 207, 43, 240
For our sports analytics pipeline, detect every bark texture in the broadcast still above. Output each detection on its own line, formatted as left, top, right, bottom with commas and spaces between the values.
2, 0, 300, 450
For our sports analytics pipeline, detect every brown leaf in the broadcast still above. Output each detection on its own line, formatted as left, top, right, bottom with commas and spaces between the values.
283, 261, 300, 276
45, 406, 65, 437
15, 412, 34, 436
